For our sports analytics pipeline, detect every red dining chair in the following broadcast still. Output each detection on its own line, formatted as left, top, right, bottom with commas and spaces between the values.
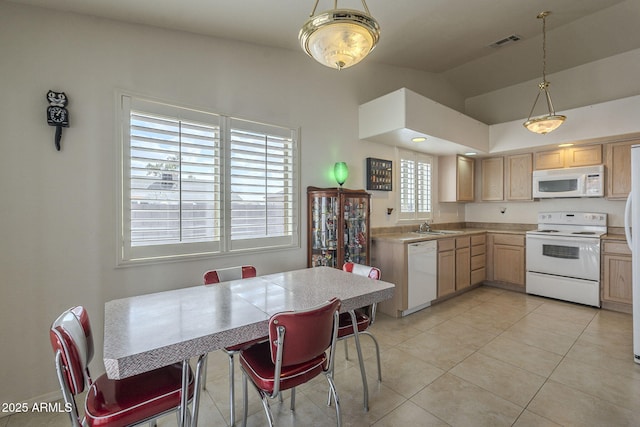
239, 298, 342, 427
338, 262, 382, 412
50, 306, 205, 427
203, 265, 265, 426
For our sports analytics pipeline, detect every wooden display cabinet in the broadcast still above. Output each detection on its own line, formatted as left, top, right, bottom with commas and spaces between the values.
307, 186, 370, 268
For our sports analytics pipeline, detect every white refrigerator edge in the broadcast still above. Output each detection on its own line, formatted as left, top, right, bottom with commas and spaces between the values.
624, 144, 640, 363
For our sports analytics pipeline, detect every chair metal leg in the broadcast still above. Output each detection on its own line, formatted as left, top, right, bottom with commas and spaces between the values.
361, 331, 382, 382
259, 391, 275, 427
326, 373, 341, 427
343, 339, 350, 360
202, 355, 208, 390
190, 353, 207, 427
241, 373, 249, 427
290, 388, 296, 411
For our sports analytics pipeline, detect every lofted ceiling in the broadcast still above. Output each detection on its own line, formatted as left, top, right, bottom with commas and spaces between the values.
8, 0, 640, 98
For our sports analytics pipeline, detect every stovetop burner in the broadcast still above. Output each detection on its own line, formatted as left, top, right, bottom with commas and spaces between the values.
572, 231, 597, 235
538, 229, 559, 233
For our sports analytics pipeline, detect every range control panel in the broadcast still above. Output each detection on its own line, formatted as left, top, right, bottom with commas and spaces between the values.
537, 212, 607, 227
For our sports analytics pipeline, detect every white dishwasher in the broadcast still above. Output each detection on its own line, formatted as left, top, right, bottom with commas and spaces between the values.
406, 240, 438, 315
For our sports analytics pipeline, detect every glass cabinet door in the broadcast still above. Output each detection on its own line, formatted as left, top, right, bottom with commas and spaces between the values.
342, 194, 368, 265
310, 195, 339, 267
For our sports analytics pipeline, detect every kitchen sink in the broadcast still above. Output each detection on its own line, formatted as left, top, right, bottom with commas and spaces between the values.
431, 230, 464, 234
412, 230, 464, 236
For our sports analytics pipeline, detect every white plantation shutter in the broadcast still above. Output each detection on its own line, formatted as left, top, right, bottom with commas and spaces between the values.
119, 94, 298, 263
398, 149, 432, 221
228, 118, 297, 250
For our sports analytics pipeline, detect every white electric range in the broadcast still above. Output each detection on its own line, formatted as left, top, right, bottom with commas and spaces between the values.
526, 211, 607, 307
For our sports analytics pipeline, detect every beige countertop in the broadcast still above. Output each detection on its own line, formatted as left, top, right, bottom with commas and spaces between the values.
372, 228, 525, 244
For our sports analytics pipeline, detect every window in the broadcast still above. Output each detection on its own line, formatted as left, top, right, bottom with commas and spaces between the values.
398, 149, 432, 221
119, 94, 298, 263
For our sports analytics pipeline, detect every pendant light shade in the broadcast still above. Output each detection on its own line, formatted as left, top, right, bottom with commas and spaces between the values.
299, 1, 380, 70
334, 162, 349, 186
523, 11, 566, 134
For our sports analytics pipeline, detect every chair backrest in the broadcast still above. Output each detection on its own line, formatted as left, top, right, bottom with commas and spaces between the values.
343, 262, 381, 280
269, 297, 341, 367
203, 265, 257, 285
49, 306, 94, 396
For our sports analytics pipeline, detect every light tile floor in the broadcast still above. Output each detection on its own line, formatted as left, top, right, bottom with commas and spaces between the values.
6, 286, 640, 426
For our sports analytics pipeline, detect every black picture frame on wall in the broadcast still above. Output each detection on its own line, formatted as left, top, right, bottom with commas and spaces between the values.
366, 157, 392, 191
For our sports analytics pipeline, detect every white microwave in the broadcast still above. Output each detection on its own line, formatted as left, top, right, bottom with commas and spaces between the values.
532, 165, 604, 198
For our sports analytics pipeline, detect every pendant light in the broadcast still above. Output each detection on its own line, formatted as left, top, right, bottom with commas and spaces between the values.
299, 0, 380, 70
523, 11, 566, 134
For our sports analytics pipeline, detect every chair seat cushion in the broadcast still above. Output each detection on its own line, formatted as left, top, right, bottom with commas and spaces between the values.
337, 310, 370, 338
240, 341, 327, 394
85, 362, 194, 427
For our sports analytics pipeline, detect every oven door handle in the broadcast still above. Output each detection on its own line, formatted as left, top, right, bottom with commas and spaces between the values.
526, 234, 598, 244
625, 191, 633, 251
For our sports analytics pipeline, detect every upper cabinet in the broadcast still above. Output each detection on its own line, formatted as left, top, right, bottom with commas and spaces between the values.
534, 145, 602, 170
505, 153, 533, 201
480, 153, 532, 202
439, 155, 474, 202
606, 139, 638, 199
481, 157, 504, 201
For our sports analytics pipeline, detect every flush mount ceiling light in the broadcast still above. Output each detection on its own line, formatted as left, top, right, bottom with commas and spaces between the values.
299, 0, 380, 70
411, 136, 426, 142
523, 11, 566, 135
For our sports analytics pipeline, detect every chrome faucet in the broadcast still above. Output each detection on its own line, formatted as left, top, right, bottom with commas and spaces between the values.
419, 221, 431, 232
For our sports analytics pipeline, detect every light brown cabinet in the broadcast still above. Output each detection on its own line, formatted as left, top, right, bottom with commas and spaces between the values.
437, 235, 482, 297
486, 233, 525, 288
601, 241, 632, 312
437, 239, 456, 297
606, 140, 637, 200
455, 237, 471, 291
480, 154, 532, 202
470, 234, 486, 285
439, 155, 475, 202
505, 153, 533, 201
371, 238, 407, 318
534, 145, 602, 170
481, 157, 504, 201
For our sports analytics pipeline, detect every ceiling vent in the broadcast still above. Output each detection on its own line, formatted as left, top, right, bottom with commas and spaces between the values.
489, 34, 521, 48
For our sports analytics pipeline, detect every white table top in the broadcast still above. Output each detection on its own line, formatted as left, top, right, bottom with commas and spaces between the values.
103, 267, 395, 379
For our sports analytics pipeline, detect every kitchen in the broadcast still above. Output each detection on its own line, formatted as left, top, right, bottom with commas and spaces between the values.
2, 1, 640, 426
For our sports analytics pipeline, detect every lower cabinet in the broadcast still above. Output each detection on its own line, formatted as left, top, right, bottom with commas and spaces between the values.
602, 240, 632, 312
438, 234, 485, 298
487, 233, 526, 289
437, 239, 456, 298
470, 234, 486, 285
455, 237, 471, 291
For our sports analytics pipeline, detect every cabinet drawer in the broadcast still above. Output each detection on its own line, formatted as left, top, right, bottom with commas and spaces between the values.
471, 234, 486, 246
603, 241, 631, 255
471, 244, 485, 256
438, 239, 455, 252
471, 254, 485, 270
493, 234, 525, 246
456, 236, 470, 248
471, 268, 486, 285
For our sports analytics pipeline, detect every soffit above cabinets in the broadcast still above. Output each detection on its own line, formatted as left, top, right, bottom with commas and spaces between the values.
359, 88, 490, 155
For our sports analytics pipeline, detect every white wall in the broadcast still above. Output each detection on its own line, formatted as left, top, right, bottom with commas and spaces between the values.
0, 3, 466, 405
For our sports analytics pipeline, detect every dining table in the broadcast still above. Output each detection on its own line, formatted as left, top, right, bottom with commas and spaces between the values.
103, 266, 395, 427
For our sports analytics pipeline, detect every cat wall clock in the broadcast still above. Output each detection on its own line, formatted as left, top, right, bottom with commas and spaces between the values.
46, 90, 69, 151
